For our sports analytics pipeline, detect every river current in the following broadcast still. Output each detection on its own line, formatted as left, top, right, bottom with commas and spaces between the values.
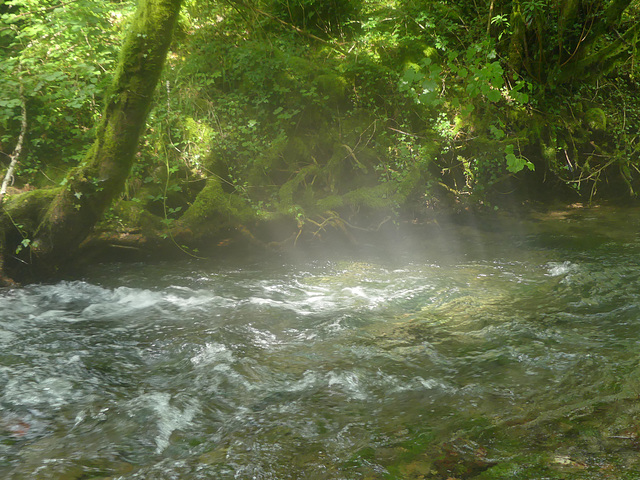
2, 205, 640, 479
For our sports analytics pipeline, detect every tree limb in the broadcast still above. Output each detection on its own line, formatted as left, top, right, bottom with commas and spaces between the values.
22, 0, 184, 276
0, 77, 27, 206
560, 21, 640, 81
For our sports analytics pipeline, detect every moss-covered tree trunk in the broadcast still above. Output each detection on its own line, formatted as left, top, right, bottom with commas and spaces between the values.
9, 0, 182, 278
23, 0, 183, 275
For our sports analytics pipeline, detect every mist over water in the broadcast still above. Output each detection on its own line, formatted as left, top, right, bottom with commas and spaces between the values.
2, 206, 640, 479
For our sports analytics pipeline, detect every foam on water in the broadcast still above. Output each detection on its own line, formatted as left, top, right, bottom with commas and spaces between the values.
190, 342, 234, 367
546, 260, 578, 277
2, 233, 640, 478
127, 392, 200, 454
3, 373, 78, 410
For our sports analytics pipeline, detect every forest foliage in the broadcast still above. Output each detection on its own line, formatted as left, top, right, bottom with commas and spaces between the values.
1, 0, 640, 266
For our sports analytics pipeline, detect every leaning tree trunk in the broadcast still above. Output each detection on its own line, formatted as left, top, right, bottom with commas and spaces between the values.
26, 0, 183, 275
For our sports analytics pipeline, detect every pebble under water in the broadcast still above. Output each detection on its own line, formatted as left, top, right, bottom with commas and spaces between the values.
2, 206, 640, 479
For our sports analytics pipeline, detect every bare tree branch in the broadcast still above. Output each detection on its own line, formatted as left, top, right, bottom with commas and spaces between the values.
0, 77, 27, 206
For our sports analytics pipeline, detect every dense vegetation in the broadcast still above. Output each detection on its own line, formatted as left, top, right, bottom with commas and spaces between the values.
1, 0, 640, 281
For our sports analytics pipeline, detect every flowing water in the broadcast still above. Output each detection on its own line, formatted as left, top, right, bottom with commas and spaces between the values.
2, 205, 640, 479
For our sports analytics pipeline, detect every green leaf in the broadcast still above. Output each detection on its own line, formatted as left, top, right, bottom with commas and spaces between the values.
487, 89, 501, 102
403, 67, 422, 84
418, 91, 439, 105
490, 125, 505, 139
422, 79, 437, 92
505, 149, 534, 173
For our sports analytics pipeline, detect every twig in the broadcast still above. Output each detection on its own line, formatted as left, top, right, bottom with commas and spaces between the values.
0, 76, 27, 206
388, 126, 422, 138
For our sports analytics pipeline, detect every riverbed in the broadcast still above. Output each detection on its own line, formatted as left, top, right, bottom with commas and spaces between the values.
2, 205, 640, 479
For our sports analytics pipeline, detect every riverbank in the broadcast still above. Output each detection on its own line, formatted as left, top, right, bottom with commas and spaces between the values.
9, 198, 632, 286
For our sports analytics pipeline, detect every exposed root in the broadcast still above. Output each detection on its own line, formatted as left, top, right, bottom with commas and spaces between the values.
293, 211, 393, 247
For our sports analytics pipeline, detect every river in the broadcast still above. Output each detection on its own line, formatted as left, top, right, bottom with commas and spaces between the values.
2, 205, 640, 479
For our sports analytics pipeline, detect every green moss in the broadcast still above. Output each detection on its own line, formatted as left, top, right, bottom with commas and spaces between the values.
3, 187, 61, 230
316, 194, 344, 210
179, 177, 254, 235
474, 458, 529, 479
96, 200, 164, 236
423, 46, 439, 61
284, 137, 311, 165
343, 184, 397, 209
277, 164, 321, 214
182, 181, 225, 222
314, 74, 348, 106
286, 56, 314, 77
396, 166, 422, 202
539, 132, 558, 165
584, 107, 606, 131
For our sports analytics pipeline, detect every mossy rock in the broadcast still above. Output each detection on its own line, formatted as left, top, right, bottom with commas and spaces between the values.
179, 177, 255, 236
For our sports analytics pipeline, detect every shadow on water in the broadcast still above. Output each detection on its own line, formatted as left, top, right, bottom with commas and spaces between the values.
2, 204, 640, 479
